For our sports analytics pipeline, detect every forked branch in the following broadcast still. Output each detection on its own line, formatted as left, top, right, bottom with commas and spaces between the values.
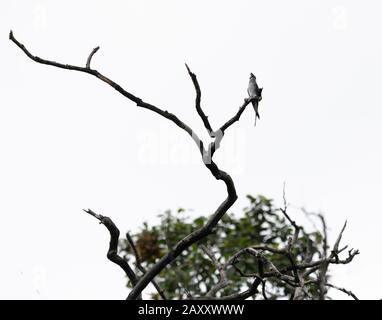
10, 31, 252, 300
9, 30, 205, 157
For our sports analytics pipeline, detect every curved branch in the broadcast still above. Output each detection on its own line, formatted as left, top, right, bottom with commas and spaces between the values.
83, 209, 142, 299
86, 46, 100, 69
9, 31, 206, 157
128, 167, 237, 299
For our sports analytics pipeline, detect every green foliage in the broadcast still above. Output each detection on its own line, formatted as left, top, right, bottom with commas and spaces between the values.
120, 195, 326, 299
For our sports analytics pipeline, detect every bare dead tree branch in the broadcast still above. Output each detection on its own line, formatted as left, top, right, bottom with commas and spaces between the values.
280, 184, 300, 249
83, 209, 142, 299
219, 96, 260, 133
200, 245, 229, 297
185, 187, 358, 300
326, 283, 359, 300
86, 46, 100, 69
200, 210, 359, 300
333, 221, 348, 254
185, 64, 214, 137
317, 220, 348, 299
194, 277, 262, 300
278, 185, 303, 298
217, 277, 262, 300
318, 214, 328, 258
9, 31, 206, 157
9, 31, 245, 300
127, 171, 237, 299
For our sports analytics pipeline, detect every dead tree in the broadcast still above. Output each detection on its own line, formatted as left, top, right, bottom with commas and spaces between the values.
9, 31, 358, 300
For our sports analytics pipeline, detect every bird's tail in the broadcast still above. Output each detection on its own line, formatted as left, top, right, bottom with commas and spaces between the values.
254, 114, 260, 127
252, 101, 260, 127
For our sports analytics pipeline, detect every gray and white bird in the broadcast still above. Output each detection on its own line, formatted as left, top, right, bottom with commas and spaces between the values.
247, 73, 263, 126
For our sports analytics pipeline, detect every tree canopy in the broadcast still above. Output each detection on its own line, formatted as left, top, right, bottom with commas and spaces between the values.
120, 195, 358, 300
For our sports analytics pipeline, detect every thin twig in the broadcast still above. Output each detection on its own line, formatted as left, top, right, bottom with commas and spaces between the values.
326, 283, 359, 300
86, 46, 100, 69
126, 232, 167, 300
280, 183, 300, 248
200, 245, 229, 297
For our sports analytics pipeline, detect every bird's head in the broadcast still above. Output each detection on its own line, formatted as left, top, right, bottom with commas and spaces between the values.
250, 73, 256, 79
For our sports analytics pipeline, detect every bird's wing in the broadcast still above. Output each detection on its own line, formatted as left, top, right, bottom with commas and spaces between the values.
248, 79, 258, 97
248, 84, 254, 97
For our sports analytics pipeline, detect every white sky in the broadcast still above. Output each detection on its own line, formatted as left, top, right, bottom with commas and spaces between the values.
0, 0, 381, 300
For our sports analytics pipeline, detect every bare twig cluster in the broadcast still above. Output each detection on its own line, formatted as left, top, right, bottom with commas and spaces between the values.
195, 196, 360, 300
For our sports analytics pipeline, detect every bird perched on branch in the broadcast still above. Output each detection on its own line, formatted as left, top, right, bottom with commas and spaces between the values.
247, 73, 263, 126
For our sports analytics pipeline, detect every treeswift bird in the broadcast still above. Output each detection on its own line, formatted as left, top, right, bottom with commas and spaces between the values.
247, 73, 263, 126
